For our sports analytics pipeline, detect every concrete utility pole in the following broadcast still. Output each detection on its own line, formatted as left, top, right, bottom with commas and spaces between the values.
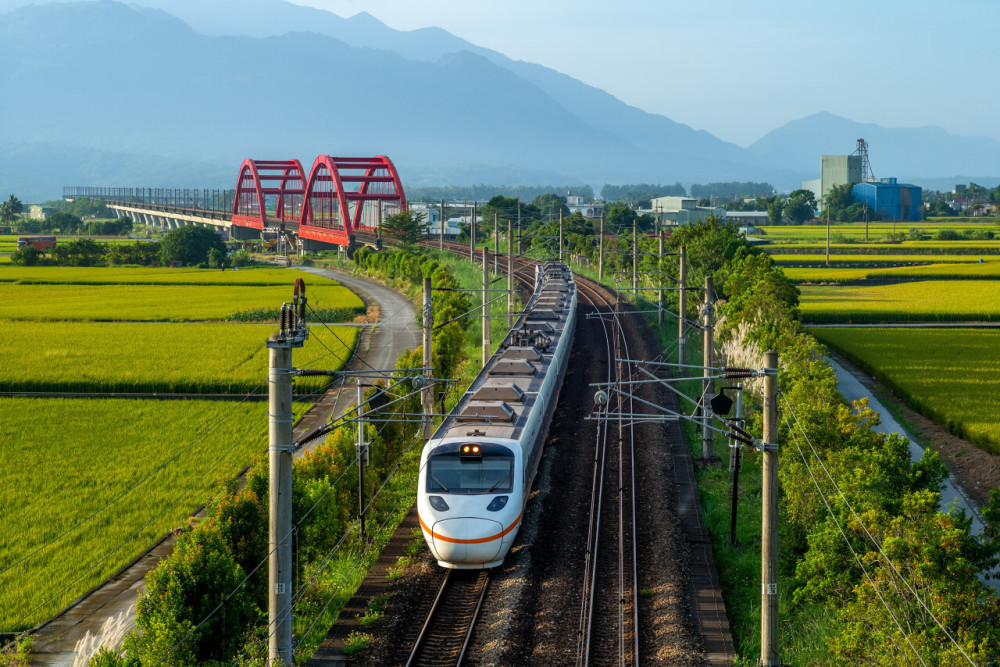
657, 225, 664, 326
266, 327, 299, 665
702, 275, 714, 460
599, 211, 604, 281
678, 245, 687, 366
826, 207, 830, 266
632, 217, 638, 296
517, 203, 522, 256
508, 218, 515, 328
761, 351, 780, 666
729, 384, 744, 547
482, 248, 491, 366
494, 212, 499, 273
558, 210, 564, 262
470, 202, 476, 261
422, 277, 434, 440
356, 379, 366, 542
440, 199, 445, 251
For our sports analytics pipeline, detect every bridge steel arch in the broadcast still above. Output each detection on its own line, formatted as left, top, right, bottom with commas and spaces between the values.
300, 155, 407, 247
231, 159, 307, 231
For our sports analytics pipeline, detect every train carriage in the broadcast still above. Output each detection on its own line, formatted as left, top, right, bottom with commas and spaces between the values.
417, 262, 577, 569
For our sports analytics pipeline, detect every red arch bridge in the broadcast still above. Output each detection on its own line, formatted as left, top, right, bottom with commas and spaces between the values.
63, 154, 407, 252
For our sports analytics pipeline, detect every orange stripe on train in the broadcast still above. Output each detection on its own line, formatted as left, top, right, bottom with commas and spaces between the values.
418, 512, 523, 544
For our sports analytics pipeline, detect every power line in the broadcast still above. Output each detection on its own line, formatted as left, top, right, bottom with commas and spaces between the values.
0, 381, 265, 583
5, 406, 269, 633
781, 391, 975, 665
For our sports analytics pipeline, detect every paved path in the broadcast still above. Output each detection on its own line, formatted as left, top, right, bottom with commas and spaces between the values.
27, 266, 418, 666
830, 357, 998, 590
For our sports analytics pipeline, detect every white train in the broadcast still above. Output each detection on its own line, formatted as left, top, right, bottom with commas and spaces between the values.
417, 262, 577, 568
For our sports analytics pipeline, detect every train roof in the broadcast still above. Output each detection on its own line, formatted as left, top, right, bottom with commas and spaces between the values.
431, 262, 575, 443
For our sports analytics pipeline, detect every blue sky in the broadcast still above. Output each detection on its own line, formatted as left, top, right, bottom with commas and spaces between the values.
293, 0, 1000, 147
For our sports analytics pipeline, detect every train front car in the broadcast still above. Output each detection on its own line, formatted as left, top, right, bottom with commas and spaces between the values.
417, 263, 577, 569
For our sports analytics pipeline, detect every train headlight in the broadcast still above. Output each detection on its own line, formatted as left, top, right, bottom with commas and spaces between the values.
487, 496, 509, 512
461, 444, 482, 459
429, 496, 450, 512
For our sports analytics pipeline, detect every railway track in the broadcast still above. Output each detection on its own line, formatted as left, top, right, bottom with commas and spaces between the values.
574, 276, 640, 667
405, 569, 490, 667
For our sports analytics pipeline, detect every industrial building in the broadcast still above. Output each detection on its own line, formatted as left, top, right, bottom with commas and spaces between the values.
650, 196, 724, 225
851, 178, 923, 221
801, 154, 862, 205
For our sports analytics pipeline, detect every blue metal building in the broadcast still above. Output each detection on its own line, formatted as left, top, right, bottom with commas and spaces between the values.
851, 178, 923, 221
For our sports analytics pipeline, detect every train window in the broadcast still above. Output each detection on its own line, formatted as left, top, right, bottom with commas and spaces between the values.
426, 452, 514, 494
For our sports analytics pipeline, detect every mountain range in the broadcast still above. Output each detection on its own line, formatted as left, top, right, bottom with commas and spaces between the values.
1, 0, 998, 202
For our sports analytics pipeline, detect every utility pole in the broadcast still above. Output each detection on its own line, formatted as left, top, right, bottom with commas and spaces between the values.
761, 351, 780, 666
558, 209, 563, 262
267, 299, 305, 666
494, 212, 499, 273
632, 217, 638, 297
470, 202, 476, 261
482, 248, 491, 366
599, 211, 604, 281
657, 225, 664, 326
702, 275, 714, 461
826, 206, 830, 266
376, 199, 382, 248
678, 245, 687, 366
517, 203, 522, 256
356, 379, 366, 542
729, 384, 743, 547
440, 199, 445, 251
508, 218, 514, 329
422, 277, 434, 440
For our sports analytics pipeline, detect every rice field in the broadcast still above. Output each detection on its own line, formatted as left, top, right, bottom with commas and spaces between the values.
757, 219, 1000, 243
783, 262, 1000, 284
811, 327, 1000, 454
769, 253, 1000, 264
0, 282, 363, 321
0, 397, 311, 630
0, 266, 320, 286
0, 322, 358, 394
799, 281, 1000, 323
764, 242, 1000, 254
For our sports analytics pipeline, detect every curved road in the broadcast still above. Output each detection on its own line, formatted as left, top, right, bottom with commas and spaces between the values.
27, 266, 419, 666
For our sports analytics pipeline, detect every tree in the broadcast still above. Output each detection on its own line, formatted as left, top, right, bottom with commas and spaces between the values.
784, 189, 817, 224
530, 193, 568, 221
127, 529, 256, 665
9, 246, 43, 266
0, 194, 23, 224
47, 211, 84, 233
382, 210, 427, 247
158, 226, 226, 266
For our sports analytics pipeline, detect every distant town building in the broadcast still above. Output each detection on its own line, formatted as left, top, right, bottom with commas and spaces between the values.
566, 194, 604, 218
852, 178, 923, 222
29, 205, 54, 220
649, 196, 724, 225
724, 211, 769, 228
407, 202, 441, 227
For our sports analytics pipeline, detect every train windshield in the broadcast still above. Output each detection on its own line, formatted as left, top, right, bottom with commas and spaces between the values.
426, 450, 514, 495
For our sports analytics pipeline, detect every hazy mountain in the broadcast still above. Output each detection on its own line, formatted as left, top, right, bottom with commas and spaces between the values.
120, 0, 753, 163
0, 1, 795, 201
749, 112, 1000, 182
